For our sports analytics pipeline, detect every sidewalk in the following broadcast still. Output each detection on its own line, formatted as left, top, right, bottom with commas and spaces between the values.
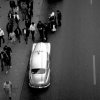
0, 0, 44, 100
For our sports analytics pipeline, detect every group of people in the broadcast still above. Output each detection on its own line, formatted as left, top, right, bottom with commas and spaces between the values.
0, 0, 33, 100
36, 10, 62, 42
7, 0, 21, 43
0, 0, 35, 75
6, 0, 34, 44
0, 2, 62, 74
0, 45, 12, 99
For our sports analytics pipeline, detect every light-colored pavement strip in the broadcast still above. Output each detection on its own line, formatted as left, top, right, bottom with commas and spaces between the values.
0, 0, 44, 100
93, 55, 96, 85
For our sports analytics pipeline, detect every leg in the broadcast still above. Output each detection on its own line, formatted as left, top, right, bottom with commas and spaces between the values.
9, 56, 11, 67
8, 89, 12, 100
18, 36, 21, 43
6, 65, 10, 74
58, 20, 61, 26
25, 35, 28, 44
5, 60, 9, 74
2, 36, 5, 43
1, 60, 4, 71
0, 37, 1, 47
8, 32, 10, 40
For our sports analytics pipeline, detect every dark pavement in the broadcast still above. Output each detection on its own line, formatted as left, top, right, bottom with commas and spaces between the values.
20, 0, 100, 100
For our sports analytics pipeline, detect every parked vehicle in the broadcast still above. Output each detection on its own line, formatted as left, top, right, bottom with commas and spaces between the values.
29, 42, 51, 88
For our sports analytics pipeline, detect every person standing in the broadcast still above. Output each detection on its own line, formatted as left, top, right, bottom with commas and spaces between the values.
0, 50, 5, 71
47, 18, 52, 32
37, 21, 44, 41
56, 10, 62, 26
14, 26, 21, 43
3, 81, 12, 100
25, 19, 31, 29
22, 27, 30, 44
28, 1, 33, 21
49, 12, 57, 32
29, 22, 36, 42
3, 45, 12, 69
0, 49, 9, 73
0, 28, 5, 47
2, 49, 10, 74
6, 21, 13, 40
43, 23, 48, 41
9, 0, 16, 10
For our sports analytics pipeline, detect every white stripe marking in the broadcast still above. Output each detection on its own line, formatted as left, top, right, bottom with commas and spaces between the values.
90, 0, 92, 5
93, 55, 96, 85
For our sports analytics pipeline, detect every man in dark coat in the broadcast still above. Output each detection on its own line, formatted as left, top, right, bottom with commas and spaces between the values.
6, 21, 13, 40
57, 10, 62, 26
14, 26, 21, 43
9, 0, 16, 10
0, 49, 9, 73
3, 45, 12, 70
43, 23, 48, 41
25, 19, 31, 29
0, 50, 5, 71
37, 21, 44, 41
22, 28, 30, 44
49, 12, 57, 31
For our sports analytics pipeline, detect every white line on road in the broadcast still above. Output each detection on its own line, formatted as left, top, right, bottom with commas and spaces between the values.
93, 55, 96, 85
90, 0, 92, 5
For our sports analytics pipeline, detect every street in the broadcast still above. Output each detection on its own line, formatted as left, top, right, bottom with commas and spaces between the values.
0, 0, 100, 100
20, 0, 100, 100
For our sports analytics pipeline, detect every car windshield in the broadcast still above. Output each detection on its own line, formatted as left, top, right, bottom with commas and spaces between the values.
31, 68, 45, 74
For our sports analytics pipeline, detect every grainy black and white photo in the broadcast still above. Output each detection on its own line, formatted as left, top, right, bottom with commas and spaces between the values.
1, 0, 100, 100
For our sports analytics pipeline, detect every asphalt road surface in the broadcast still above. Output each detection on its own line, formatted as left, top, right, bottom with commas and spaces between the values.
20, 0, 100, 100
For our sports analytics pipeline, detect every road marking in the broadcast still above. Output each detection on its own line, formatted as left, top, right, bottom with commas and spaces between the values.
93, 55, 96, 85
90, 0, 92, 5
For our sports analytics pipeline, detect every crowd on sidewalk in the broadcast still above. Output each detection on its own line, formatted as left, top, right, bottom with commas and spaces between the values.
0, 0, 62, 100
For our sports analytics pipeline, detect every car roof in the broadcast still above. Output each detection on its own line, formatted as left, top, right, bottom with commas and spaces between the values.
30, 50, 47, 69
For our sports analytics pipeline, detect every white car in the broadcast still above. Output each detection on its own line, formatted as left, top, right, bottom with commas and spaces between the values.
29, 42, 51, 88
